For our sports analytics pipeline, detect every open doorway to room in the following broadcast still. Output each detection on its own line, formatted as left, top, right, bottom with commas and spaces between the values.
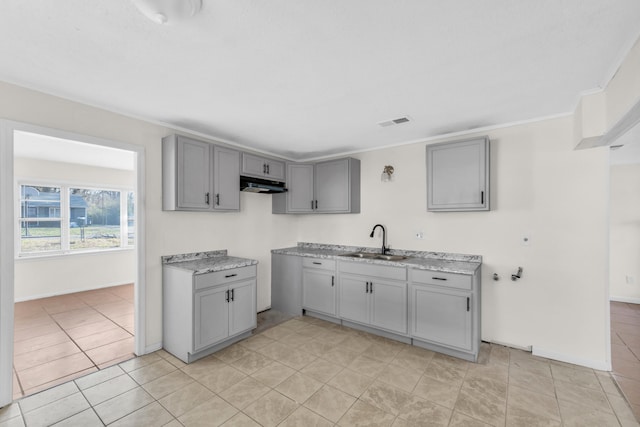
4, 125, 145, 401
608, 122, 640, 419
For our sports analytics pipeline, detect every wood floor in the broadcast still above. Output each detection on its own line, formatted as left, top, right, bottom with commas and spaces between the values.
12, 284, 135, 400
611, 300, 640, 420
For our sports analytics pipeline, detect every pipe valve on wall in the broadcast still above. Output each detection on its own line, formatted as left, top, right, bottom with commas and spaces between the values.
511, 267, 523, 281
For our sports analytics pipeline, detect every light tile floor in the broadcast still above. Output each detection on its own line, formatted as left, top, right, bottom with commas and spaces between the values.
12, 284, 135, 400
2, 310, 638, 426
611, 301, 640, 420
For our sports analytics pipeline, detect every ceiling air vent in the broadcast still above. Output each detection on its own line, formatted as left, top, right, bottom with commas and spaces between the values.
378, 116, 412, 127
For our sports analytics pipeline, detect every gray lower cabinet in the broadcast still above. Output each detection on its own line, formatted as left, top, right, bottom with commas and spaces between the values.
272, 157, 360, 214
409, 269, 480, 361
426, 136, 490, 212
163, 265, 257, 363
338, 261, 407, 335
302, 258, 337, 316
270, 253, 303, 316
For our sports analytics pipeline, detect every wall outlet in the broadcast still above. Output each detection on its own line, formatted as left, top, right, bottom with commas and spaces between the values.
415, 231, 424, 239
626, 275, 635, 285
521, 233, 531, 246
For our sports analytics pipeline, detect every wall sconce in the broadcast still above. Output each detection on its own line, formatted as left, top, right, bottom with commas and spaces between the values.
381, 165, 394, 182
131, 0, 202, 24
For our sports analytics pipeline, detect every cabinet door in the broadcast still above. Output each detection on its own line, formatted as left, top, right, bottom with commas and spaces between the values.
302, 268, 336, 315
194, 286, 229, 352
410, 285, 472, 351
426, 137, 489, 211
213, 146, 240, 211
370, 279, 407, 334
265, 160, 286, 181
177, 137, 211, 210
338, 275, 369, 324
287, 164, 315, 213
315, 158, 350, 213
241, 153, 268, 178
229, 279, 256, 336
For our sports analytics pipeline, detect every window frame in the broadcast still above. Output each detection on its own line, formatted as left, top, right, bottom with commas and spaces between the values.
15, 179, 135, 258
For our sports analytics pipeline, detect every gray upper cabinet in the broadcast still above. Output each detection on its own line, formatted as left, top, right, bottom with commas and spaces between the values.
272, 157, 360, 214
163, 135, 211, 211
284, 163, 314, 213
315, 158, 359, 213
163, 134, 240, 212
213, 146, 240, 211
241, 153, 286, 182
426, 136, 490, 212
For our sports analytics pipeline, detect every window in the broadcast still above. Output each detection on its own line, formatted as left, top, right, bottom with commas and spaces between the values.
18, 184, 134, 256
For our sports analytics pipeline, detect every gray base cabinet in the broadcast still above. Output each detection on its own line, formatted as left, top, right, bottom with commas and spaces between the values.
163, 265, 257, 363
270, 254, 303, 316
302, 258, 336, 316
426, 136, 490, 212
338, 261, 408, 335
409, 268, 480, 361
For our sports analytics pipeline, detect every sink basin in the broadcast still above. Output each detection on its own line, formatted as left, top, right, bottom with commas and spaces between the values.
340, 252, 410, 261
375, 254, 410, 261
340, 252, 378, 258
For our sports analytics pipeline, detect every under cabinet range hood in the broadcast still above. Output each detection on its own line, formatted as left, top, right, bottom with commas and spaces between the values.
240, 176, 287, 194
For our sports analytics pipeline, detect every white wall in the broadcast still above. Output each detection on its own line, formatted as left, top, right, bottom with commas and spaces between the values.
610, 164, 640, 302
0, 81, 299, 350
0, 79, 616, 368
297, 117, 611, 368
13, 158, 137, 300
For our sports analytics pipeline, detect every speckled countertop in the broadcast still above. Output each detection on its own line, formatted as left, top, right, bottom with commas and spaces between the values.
162, 250, 258, 275
272, 243, 481, 275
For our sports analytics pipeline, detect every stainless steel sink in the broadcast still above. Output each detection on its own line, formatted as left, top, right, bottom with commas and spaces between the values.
340, 252, 410, 261
340, 252, 378, 258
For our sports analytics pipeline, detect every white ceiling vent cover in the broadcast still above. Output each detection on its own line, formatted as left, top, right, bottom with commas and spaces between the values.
378, 116, 412, 127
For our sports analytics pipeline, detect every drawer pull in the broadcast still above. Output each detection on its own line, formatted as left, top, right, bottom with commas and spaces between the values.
312, 262, 322, 265
432, 277, 447, 281
225, 273, 237, 278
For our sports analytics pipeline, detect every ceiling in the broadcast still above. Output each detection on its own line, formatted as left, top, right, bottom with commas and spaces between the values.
14, 131, 135, 171
1, 1, 640, 161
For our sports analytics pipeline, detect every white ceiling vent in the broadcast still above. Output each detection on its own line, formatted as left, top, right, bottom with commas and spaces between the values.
378, 116, 412, 127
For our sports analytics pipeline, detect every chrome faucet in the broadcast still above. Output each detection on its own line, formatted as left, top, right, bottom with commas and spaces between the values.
370, 224, 388, 254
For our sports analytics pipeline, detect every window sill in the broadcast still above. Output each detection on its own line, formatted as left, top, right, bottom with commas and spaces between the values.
15, 246, 135, 261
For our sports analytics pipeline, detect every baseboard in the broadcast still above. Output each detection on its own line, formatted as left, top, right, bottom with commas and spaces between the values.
610, 295, 640, 304
532, 346, 611, 371
14, 281, 134, 302
144, 342, 163, 355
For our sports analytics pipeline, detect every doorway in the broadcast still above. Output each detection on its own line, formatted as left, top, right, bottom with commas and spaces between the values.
0, 120, 146, 406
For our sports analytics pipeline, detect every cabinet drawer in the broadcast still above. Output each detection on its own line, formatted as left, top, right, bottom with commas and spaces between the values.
302, 258, 336, 270
339, 261, 406, 281
195, 265, 257, 290
411, 269, 472, 290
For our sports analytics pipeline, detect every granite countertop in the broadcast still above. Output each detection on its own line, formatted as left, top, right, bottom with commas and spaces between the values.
272, 243, 481, 275
162, 250, 258, 275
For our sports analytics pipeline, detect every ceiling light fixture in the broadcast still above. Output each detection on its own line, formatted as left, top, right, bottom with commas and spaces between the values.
131, 0, 202, 25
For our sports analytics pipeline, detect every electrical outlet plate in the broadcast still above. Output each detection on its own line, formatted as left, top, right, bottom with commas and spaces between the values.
415, 231, 424, 239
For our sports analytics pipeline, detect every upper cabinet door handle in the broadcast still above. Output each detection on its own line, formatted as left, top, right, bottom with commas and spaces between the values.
481, 191, 484, 204
205, 192, 210, 205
